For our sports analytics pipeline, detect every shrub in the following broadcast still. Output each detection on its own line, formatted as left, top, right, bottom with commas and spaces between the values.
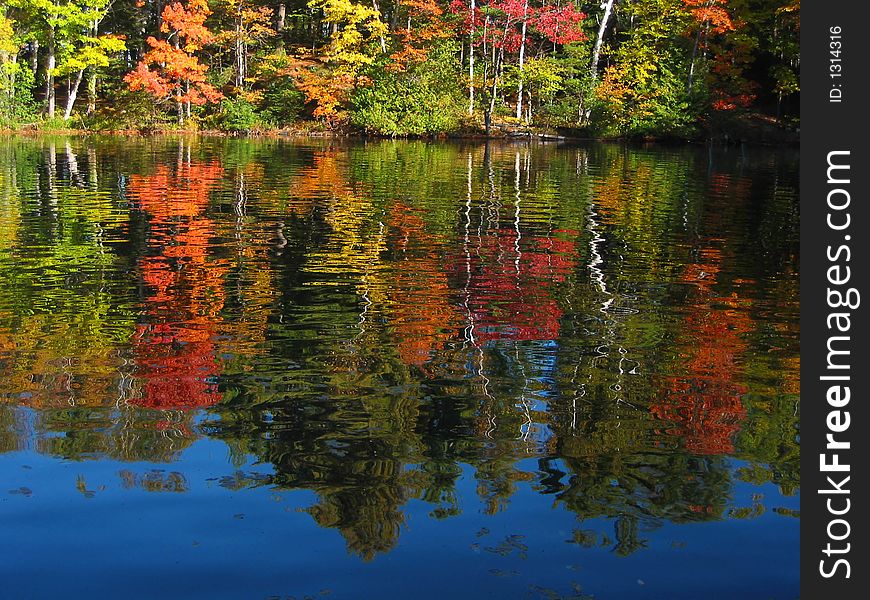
217, 98, 261, 132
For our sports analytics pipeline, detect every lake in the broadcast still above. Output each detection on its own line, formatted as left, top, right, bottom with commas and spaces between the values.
0, 136, 799, 599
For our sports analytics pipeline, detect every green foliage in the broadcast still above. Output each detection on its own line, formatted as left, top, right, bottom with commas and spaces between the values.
351, 76, 463, 136
351, 44, 464, 136
591, 0, 699, 138
258, 82, 305, 126
251, 52, 306, 125
216, 97, 262, 132
0, 58, 38, 127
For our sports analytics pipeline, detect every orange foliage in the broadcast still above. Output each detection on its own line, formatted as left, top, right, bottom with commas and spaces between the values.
388, 0, 451, 71
683, 0, 735, 34
124, 0, 222, 111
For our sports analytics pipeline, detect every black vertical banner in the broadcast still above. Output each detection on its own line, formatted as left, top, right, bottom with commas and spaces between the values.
801, 2, 868, 597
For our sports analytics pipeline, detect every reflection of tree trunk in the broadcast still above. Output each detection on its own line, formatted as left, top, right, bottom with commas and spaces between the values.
65, 142, 80, 186
63, 70, 84, 120
87, 147, 98, 190
47, 142, 58, 214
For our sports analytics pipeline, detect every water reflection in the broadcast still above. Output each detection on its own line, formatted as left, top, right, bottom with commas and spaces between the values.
0, 136, 798, 595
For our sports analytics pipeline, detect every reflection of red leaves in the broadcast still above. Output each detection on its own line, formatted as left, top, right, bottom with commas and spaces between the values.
132, 324, 220, 409
652, 247, 750, 455
127, 159, 227, 410
452, 229, 577, 343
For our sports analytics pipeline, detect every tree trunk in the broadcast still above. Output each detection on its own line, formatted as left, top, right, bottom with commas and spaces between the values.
515, 0, 529, 119
486, 47, 502, 136
45, 28, 56, 118
277, 3, 286, 31
371, 0, 387, 53
177, 87, 184, 125
590, 0, 616, 79
63, 70, 84, 120
87, 72, 97, 115
236, 18, 245, 88
30, 40, 38, 80
688, 9, 712, 94
469, 0, 476, 115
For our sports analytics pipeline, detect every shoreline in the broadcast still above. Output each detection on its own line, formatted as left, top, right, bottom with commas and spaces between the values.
1, 122, 799, 147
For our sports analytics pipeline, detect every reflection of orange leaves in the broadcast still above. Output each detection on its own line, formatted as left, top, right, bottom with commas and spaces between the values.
129, 160, 224, 217
387, 204, 460, 370
652, 245, 751, 455
128, 157, 227, 410
289, 151, 350, 205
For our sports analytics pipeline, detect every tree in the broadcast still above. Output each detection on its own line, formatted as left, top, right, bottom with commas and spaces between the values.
124, 0, 222, 124
54, 0, 126, 119
295, 0, 387, 122
213, 0, 275, 91
450, 1, 585, 130
589, 0, 615, 79
0, 10, 26, 123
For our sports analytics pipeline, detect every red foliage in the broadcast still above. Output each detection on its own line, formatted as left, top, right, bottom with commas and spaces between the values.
532, 5, 587, 45
449, 1, 586, 48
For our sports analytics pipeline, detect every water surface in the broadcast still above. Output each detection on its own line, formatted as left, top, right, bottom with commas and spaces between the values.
0, 136, 799, 599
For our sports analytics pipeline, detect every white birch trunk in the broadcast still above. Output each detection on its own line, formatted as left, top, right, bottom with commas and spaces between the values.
469, 0, 476, 115
590, 0, 616, 79
515, 0, 529, 119
63, 70, 84, 120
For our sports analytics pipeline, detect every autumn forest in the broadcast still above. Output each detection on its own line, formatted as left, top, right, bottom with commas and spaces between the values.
0, 0, 799, 138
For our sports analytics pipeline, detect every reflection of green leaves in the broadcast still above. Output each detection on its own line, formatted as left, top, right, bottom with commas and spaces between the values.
0, 137, 800, 562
